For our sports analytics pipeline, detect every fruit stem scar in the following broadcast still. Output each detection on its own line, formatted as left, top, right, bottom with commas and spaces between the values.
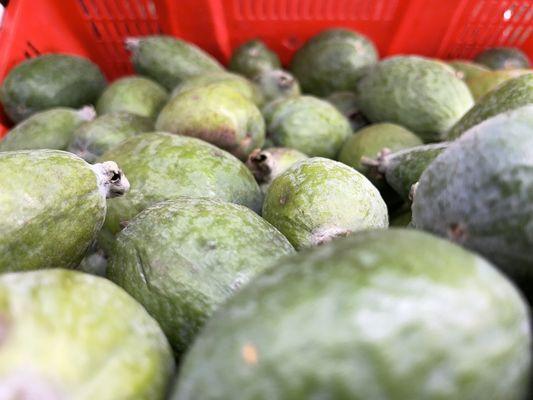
448, 222, 468, 242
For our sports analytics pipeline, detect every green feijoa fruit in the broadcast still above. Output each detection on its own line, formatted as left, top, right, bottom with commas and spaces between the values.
126, 35, 223, 90
262, 157, 388, 249
465, 69, 532, 101
474, 47, 530, 70
290, 28, 378, 96
412, 105, 533, 288
108, 198, 294, 356
265, 96, 351, 158
357, 56, 474, 142
98, 132, 262, 238
448, 60, 490, 81
172, 229, 531, 400
0, 54, 106, 123
67, 111, 153, 163
445, 73, 533, 140
228, 39, 281, 79
253, 69, 300, 104
156, 83, 265, 160
0, 269, 174, 399
0, 150, 129, 273
96, 76, 168, 120
0, 106, 95, 151
326, 91, 369, 132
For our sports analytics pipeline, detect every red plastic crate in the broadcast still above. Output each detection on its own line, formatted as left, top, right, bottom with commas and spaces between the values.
0, 0, 531, 137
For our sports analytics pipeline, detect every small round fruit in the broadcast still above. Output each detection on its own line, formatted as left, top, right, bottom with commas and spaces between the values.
474, 47, 530, 70
229, 39, 281, 79
253, 69, 300, 104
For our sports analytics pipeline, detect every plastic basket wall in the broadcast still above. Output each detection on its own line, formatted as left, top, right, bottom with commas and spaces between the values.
0, 0, 531, 136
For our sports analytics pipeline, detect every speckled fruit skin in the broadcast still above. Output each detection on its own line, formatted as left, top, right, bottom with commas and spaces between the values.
128, 35, 223, 90
0, 54, 106, 123
0, 269, 174, 400
98, 132, 262, 238
290, 28, 378, 96
448, 60, 490, 81
357, 56, 474, 142
108, 198, 294, 357
0, 107, 94, 151
474, 47, 531, 70
172, 229, 531, 400
465, 69, 532, 101
96, 76, 168, 120
228, 39, 281, 79
262, 157, 388, 249
412, 105, 533, 288
156, 83, 265, 160
253, 69, 300, 104
326, 91, 369, 132
170, 71, 263, 105
446, 74, 533, 140
68, 111, 153, 163
380, 143, 449, 201
265, 96, 352, 158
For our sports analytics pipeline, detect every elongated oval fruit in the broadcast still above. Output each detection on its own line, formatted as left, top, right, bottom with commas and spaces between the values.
172, 229, 531, 400
0, 106, 95, 151
0, 150, 129, 273
98, 132, 262, 239
96, 76, 168, 120
465, 69, 532, 101
445, 73, 533, 139
357, 56, 474, 142
126, 35, 223, 90
0, 54, 106, 123
156, 83, 265, 160
265, 96, 352, 158
262, 157, 388, 249
0, 269, 174, 399
108, 198, 294, 356
412, 105, 533, 290
291, 28, 378, 96
474, 47, 530, 70
253, 69, 300, 104
68, 111, 153, 163
229, 39, 281, 79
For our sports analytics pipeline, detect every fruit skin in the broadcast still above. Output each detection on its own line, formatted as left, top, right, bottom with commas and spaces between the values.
265, 96, 352, 158
290, 28, 378, 96
98, 132, 262, 238
465, 69, 532, 101
172, 229, 531, 400
0, 269, 174, 400
357, 56, 474, 142
448, 60, 490, 81
326, 91, 369, 132
253, 69, 300, 104
0, 150, 129, 273
228, 39, 281, 79
108, 198, 294, 356
412, 105, 533, 288
0, 54, 106, 123
127, 35, 223, 90
0, 106, 95, 151
68, 111, 153, 163
96, 76, 168, 120
445, 73, 533, 140
262, 157, 388, 249
474, 47, 530, 70
156, 83, 265, 160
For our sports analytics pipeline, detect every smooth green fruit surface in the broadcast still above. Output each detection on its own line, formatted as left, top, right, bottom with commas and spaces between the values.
98, 132, 262, 237
357, 56, 474, 141
253, 69, 300, 104
0, 107, 95, 151
96, 76, 168, 119
127, 35, 223, 90
291, 28, 378, 96
0, 150, 129, 273
228, 39, 281, 79
474, 47, 530, 70
446, 73, 533, 140
0, 269, 174, 400
412, 105, 533, 286
465, 69, 532, 101
67, 111, 153, 163
0, 54, 106, 123
156, 83, 265, 160
173, 229, 531, 400
448, 60, 490, 81
262, 157, 388, 249
108, 198, 294, 356
326, 91, 368, 132
265, 96, 351, 158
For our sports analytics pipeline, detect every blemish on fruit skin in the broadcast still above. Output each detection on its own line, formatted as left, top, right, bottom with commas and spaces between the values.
279, 194, 287, 205
448, 222, 467, 243
241, 343, 259, 365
